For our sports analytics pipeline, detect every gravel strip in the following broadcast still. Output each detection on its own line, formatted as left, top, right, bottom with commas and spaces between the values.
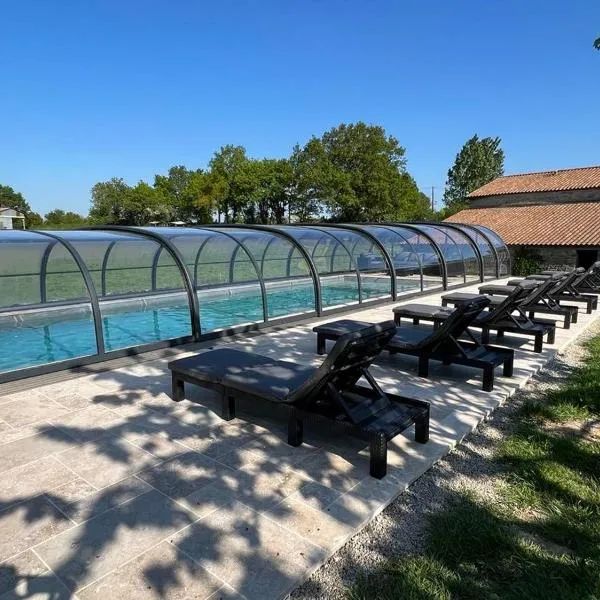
289, 319, 600, 600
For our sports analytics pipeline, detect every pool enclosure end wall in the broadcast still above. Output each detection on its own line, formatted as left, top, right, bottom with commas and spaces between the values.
0, 222, 510, 382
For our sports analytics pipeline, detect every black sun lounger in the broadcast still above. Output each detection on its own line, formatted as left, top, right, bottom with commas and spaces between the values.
313, 297, 514, 392
168, 321, 430, 479
443, 277, 579, 329
393, 281, 556, 353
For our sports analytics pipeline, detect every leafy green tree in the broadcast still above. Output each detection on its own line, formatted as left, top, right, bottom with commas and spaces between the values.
209, 145, 250, 222
290, 122, 429, 222
289, 140, 329, 222
26, 212, 44, 229
0, 183, 41, 227
44, 209, 87, 229
594, 37, 600, 50
89, 177, 132, 224
442, 135, 504, 214
154, 166, 213, 222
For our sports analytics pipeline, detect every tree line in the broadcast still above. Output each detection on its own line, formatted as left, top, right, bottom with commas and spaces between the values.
1, 122, 505, 229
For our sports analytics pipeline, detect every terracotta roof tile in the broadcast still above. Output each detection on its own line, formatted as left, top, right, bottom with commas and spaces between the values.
468, 166, 600, 198
447, 203, 600, 246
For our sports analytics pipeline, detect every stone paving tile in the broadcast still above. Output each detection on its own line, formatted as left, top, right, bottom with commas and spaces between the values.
136, 451, 234, 501
0, 496, 74, 562
0, 550, 47, 597
47, 405, 124, 443
35, 489, 196, 593
1, 457, 79, 507
171, 502, 326, 600
45, 479, 98, 504
0, 569, 73, 600
0, 427, 75, 473
44, 391, 93, 411
48, 476, 152, 525
0, 394, 70, 428
77, 541, 228, 600
56, 439, 162, 489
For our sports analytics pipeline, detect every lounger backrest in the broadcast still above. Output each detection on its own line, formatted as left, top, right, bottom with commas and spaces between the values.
519, 277, 561, 306
414, 296, 490, 350
286, 320, 398, 405
550, 268, 584, 295
484, 281, 537, 323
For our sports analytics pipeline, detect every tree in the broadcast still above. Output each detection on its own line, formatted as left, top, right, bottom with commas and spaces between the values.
154, 166, 213, 222
443, 135, 504, 214
89, 177, 132, 224
43, 209, 87, 229
594, 37, 600, 50
208, 145, 250, 222
290, 122, 429, 222
0, 184, 40, 227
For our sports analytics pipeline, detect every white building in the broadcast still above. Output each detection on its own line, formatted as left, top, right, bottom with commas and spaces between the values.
0, 208, 26, 230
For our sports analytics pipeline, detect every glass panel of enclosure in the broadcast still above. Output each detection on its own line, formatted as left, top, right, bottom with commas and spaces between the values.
56, 230, 192, 351
0, 230, 97, 374
471, 224, 511, 276
410, 225, 470, 285
355, 225, 423, 295
277, 226, 361, 309
223, 228, 316, 319
315, 226, 392, 300
148, 227, 264, 333
436, 226, 481, 282
450, 224, 496, 279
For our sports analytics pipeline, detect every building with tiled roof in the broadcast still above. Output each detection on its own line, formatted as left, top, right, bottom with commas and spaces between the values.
448, 166, 600, 270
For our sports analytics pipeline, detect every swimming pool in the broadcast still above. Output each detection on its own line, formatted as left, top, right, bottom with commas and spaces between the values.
0, 278, 412, 374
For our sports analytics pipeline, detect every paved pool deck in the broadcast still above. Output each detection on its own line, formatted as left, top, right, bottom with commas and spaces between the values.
1, 279, 598, 600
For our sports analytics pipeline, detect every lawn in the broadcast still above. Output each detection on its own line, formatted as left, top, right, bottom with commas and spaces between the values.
349, 335, 600, 600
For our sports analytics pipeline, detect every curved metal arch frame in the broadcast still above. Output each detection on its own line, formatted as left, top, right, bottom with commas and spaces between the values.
210, 224, 323, 316
296, 225, 364, 304
86, 226, 201, 340
357, 224, 426, 293
383, 223, 449, 289
421, 222, 486, 283
447, 222, 500, 278
39, 239, 59, 303
101, 240, 118, 296
33, 231, 106, 354
317, 223, 398, 299
192, 227, 270, 325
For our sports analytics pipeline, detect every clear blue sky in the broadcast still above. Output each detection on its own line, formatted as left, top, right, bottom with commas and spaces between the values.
1, 0, 599, 215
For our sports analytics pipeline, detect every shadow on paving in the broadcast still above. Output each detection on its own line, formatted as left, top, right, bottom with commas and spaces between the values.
0, 360, 376, 600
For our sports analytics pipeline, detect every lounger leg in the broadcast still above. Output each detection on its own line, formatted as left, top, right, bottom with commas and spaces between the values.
441, 299, 448, 307
586, 300, 593, 314
496, 329, 504, 341
528, 311, 535, 320
503, 355, 514, 378
483, 366, 494, 392
288, 410, 304, 447
413, 317, 420, 326
394, 314, 402, 326
316, 334, 326, 355
534, 333, 543, 353
418, 355, 429, 378
221, 392, 235, 421
370, 433, 387, 479
571, 310, 577, 324
481, 328, 491, 345
414, 411, 430, 444
548, 328, 556, 344
171, 373, 184, 402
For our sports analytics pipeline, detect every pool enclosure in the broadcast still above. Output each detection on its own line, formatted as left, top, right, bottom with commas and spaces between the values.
0, 222, 509, 381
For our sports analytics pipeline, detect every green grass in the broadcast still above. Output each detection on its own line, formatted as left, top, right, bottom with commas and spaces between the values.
349, 335, 600, 600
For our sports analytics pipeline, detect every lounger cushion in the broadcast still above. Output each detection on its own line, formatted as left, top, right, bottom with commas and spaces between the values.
170, 349, 315, 402
393, 304, 453, 319
311, 319, 373, 337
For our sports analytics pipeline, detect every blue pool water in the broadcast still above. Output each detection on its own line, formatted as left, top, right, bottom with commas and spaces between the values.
0, 279, 412, 374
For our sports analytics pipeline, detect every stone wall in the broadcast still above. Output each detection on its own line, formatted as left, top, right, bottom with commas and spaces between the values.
508, 245, 579, 271
470, 189, 600, 208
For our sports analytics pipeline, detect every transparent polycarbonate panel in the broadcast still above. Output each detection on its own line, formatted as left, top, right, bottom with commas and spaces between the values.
358, 225, 423, 295
472, 224, 511, 276
0, 231, 98, 373
412, 224, 469, 285
452, 224, 496, 278
54, 229, 193, 351
0, 231, 48, 308
317, 227, 391, 300
0, 304, 98, 373
156, 227, 264, 332
277, 226, 360, 308
226, 229, 315, 319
